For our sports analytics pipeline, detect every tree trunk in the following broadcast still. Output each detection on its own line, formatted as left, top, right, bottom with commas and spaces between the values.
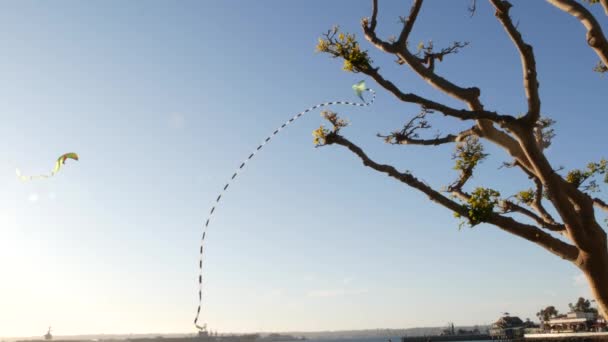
580, 245, 608, 319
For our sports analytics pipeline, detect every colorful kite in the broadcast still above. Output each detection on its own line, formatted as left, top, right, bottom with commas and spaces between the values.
194, 82, 376, 330
16, 152, 79, 181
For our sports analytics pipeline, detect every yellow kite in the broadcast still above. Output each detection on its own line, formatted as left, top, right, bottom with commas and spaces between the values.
16, 152, 79, 181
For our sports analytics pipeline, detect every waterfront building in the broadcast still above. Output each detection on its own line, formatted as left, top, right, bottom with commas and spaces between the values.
489, 315, 526, 339
545, 312, 605, 332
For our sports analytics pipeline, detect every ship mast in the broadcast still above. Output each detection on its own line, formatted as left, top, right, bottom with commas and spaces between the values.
44, 327, 53, 340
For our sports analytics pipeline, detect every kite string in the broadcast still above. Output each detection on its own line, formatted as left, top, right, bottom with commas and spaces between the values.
194, 88, 376, 330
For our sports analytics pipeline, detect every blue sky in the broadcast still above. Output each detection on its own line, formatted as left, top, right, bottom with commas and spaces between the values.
0, 0, 606, 337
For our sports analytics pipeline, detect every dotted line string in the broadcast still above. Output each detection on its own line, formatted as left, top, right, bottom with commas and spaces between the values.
194, 88, 376, 330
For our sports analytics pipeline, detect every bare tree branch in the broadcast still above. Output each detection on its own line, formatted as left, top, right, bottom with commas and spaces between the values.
408, 41, 470, 71
378, 110, 478, 146
323, 132, 579, 261
362, 67, 516, 124
490, 0, 541, 124
546, 0, 608, 70
369, 0, 378, 31
500, 200, 566, 232
469, 0, 478, 17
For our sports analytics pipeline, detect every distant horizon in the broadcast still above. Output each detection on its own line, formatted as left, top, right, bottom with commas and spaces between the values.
1, 324, 493, 340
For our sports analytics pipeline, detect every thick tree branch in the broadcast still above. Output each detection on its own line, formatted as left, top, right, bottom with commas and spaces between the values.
453, 163, 564, 232
546, 0, 608, 69
388, 133, 458, 146
601, 0, 608, 16
394, 48, 481, 104
324, 133, 579, 261
514, 131, 596, 246
501, 200, 566, 232
487, 213, 578, 260
362, 4, 396, 54
515, 160, 561, 225
362, 67, 516, 124
594, 197, 608, 212
407, 41, 470, 71
448, 170, 473, 195
490, 0, 541, 124
396, 0, 424, 47
531, 177, 560, 224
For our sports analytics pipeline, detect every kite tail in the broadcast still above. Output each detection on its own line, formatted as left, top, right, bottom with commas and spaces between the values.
194, 87, 375, 329
16, 153, 78, 182
16, 169, 50, 182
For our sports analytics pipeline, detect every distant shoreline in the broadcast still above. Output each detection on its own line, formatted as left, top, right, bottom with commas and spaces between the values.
1, 326, 490, 342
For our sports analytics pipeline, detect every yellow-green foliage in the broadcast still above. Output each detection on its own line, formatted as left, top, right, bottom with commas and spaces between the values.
566, 169, 587, 188
594, 61, 608, 73
321, 110, 349, 130
316, 27, 372, 73
515, 189, 535, 205
565, 158, 607, 190
312, 125, 330, 146
455, 187, 501, 227
312, 111, 350, 146
453, 136, 488, 172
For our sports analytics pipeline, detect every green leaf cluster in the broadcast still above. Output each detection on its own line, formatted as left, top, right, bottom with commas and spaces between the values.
565, 159, 607, 191
455, 187, 501, 227
515, 188, 535, 205
535, 117, 556, 149
453, 136, 488, 172
312, 111, 349, 146
316, 27, 372, 73
312, 125, 330, 146
321, 110, 349, 131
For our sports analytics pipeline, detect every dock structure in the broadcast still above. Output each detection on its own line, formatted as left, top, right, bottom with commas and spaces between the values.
401, 335, 492, 342
525, 332, 608, 341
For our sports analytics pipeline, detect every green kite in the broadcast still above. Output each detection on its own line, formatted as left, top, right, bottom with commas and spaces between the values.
352, 80, 367, 102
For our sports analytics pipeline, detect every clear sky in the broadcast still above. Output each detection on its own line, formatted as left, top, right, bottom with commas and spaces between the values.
0, 0, 606, 337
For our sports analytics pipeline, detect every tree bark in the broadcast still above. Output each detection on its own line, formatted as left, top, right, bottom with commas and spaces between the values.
580, 246, 608, 319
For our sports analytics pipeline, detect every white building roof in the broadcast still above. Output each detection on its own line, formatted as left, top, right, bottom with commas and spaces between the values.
547, 317, 588, 324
